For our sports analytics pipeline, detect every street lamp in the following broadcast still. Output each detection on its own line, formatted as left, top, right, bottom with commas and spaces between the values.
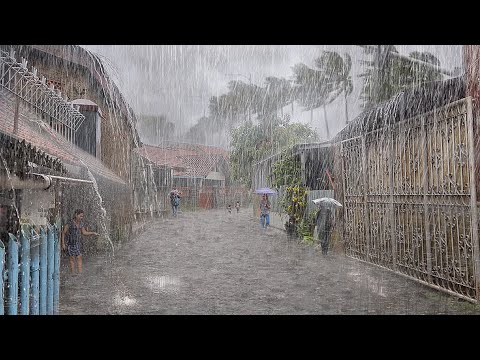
225, 73, 252, 121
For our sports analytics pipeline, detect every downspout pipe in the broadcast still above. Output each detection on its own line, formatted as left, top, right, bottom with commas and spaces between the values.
0, 173, 52, 190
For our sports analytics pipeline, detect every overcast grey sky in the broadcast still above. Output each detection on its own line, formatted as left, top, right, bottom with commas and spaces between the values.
82, 45, 463, 142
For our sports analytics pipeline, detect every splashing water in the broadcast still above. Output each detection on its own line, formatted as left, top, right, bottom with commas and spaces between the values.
84, 47, 160, 219
79, 159, 115, 257
0, 152, 20, 222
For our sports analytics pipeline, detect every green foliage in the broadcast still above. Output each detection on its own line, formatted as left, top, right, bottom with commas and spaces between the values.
359, 46, 444, 109
138, 114, 175, 145
207, 77, 297, 130
299, 208, 318, 244
292, 52, 353, 109
271, 149, 301, 189
271, 151, 307, 236
292, 51, 354, 130
184, 116, 216, 144
283, 183, 308, 234
229, 118, 316, 189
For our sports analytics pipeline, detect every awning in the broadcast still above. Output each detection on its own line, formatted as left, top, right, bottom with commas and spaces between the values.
205, 171, 225, 181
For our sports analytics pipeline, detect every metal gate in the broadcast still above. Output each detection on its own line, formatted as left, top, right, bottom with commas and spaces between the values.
341, 97, 480, 301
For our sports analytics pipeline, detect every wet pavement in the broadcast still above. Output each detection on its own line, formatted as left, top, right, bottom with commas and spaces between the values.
59, 207, 480, 314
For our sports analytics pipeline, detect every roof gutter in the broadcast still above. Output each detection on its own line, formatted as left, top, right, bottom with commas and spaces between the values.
0, 172, 93, 190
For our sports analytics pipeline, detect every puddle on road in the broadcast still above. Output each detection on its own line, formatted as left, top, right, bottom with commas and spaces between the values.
113, 294, 137, 307
348, 272, 387, 298
145, 275, 181, 294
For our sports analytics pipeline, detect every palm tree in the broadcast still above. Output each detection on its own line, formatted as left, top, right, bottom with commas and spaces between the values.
292, 62, 338, 138
314, 51, 354, 125
359, 46, 444, 109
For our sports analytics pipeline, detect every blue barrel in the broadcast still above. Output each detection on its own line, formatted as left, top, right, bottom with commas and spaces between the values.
39, 227, 47, 315
53, 224, 60, 315
0, 239, 5, 315
19, 229, 30, 315
6, 233, 19, 315
30, 228, 40, 315
47, 224, 54, 315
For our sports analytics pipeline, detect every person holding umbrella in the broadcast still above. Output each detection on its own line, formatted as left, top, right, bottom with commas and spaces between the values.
255, 187, 276, 229
313, 198, 341, 255
259, 194, 271, 229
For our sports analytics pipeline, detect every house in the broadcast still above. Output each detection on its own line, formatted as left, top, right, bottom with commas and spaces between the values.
0, 45, 157, 248
135, 142, 230, 209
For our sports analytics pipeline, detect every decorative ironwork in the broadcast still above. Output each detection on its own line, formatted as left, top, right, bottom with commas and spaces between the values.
0, 49, 85, 133
341, 98, 480, 301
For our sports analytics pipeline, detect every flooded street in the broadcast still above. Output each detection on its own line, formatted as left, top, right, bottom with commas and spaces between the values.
5, 45, 480, 317
59, 208, 480, 315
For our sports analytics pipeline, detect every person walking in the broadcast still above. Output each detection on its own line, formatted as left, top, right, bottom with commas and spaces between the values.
259, 194, 271, 229
316, 204, 334, 255
168, 186, 181, 217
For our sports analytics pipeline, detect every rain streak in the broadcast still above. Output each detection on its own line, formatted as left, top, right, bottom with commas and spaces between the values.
1, 44, 480, 315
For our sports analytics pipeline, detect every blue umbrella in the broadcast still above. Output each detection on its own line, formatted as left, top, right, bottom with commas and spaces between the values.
254, 187, 277, 195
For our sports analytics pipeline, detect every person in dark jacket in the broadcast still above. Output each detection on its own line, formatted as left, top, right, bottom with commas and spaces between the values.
316, 205, 334, 255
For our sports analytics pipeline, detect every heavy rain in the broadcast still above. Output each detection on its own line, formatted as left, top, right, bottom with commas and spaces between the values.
2, 44, 480, 315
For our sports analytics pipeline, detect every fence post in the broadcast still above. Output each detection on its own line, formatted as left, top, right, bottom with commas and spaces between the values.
466, 97, 480, 300
361, 136, 371, 260
30, 228, 40, 315
19, 229, 30, 315
6, 233, 19, 315
39, 226, 47, 315
46, 224, 54, 315
0, 239, 4, 315
53, 224, 60, 315
421, 115, 432, 284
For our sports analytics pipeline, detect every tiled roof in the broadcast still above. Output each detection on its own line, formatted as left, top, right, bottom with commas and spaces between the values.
135, 142, 229, 177
177, 154, 226, 177
0, 89, 126, 184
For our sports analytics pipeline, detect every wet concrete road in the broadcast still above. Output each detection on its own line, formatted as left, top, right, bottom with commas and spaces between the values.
59, 208, 480, 314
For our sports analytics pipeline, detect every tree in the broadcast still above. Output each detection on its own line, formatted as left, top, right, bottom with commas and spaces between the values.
208, 81, 264, 129
314, 51, 354, 124
137, 114, 175, 145
359, 46, 444, 109
261, 76, 294, 118
292, 63, 336, 138
229, 115, 317, 189
184, 116, 213, 144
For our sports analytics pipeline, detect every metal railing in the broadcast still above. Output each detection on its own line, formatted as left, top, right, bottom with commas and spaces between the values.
1, 224, 60, 315
0, 49, 85, 139
341, 97, 480, 302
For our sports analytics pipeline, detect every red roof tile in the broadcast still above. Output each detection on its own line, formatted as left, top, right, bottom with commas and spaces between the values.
135, 142, 229, 177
